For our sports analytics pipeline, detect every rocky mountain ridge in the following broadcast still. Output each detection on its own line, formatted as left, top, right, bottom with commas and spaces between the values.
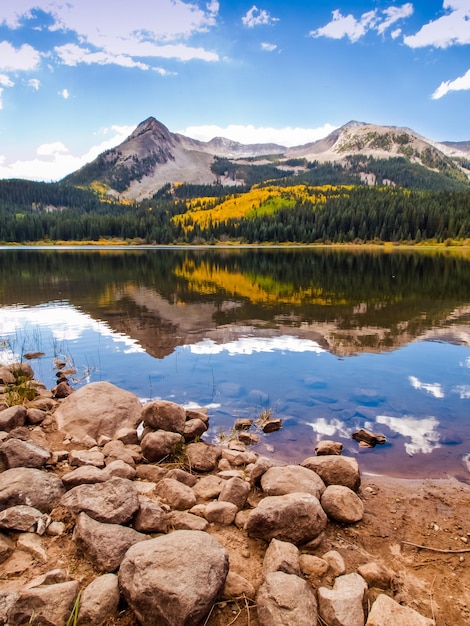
63, 116, 470, 200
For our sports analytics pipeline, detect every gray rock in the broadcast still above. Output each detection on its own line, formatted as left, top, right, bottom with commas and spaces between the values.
141, 430, 183, 463
301, 455, 361, 491
246, 492, 327, 545
7, 580, 79, 626
60, 477, 139, 524
256, 571, 318, 626
0, 437, 50, 469
69, 448, 105, 468
167, 511, 209, 531
321, 484, 364, 523
193, 475, 224, 500
185, 442, 221, 472
0, 467, 65, 513
261, 465, 325, 499
315, 440, 343, 455
73, 512, 147, 572
119, 530, 229, 626
133, 498, 168, 533
77, 573, 120, 625
318, 573, 368, 626
218, 476, 251, 509
263, 538, 301, 576
55, 381, 142, 441
366, 594, 434, 625
141, 400, 186, 433
205, 501, 238, 524
62, 466, 108, 489
0, 505, 48, 533
0, 532, 14, 563
155, 478, 197, 510
0, 406, 27, 432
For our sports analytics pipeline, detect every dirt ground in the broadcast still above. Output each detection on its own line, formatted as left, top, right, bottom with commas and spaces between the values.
1, 471, 469, 626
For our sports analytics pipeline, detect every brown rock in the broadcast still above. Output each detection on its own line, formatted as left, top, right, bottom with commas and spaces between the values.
366, 594, 434, 625
320, 484, 364, 523
133, 498, 168, 533
0, 438, 50, 469
261, 465, 325, 499
0, 405, 26, 432
256, 571, 318, 626
140, 430, 183, 463
141, 400, 186, 433
185, 442, 222, 472
155, 478, 197, 510
7, 580, 79, 626
315, 440, 343, 455
301, 455, 361, 491
77, 573, 120, 625
0, 467, 65, 513
205, 501, 238, 524
318, 573, 368, 626
218, 476, 251, 510
263, 538, 301, 576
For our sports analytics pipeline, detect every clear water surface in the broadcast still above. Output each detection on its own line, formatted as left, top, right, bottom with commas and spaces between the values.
1, 246, 469, 481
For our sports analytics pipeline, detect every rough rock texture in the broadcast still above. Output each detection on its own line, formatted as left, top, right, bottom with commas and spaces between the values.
0, 438, 51, 469
185, 442, 221, 472
119, 530, 229, 626
0, 405, 26, 432
140, 430, 183, 462
77, 573, 120, 626
246, 492, 327, 545
301, 455, 361, 491
62, 466, 108, 488
0, 505, 47, 533
357, 562, 395, 589
155, 478, 197, 510
318, 573, 368, 626
132, 498, 168, 533
260, 465, 326, 499
263, 538, 301, 576
54, 381, 142, 441
60, 477, 139, 524
320, 484, 365, 523
141, 400, 186, 433
0, 467, 65, 513
256, 571, 318, 626
205, 501, 238, 524
7, 580, 79, 626
73, 513, 147, 572
315, 440, 343, 455
218, 476, 251, 509
366, 593, 434, 626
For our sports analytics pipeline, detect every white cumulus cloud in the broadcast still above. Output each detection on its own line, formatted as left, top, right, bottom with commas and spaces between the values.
242, 6, 279, 28
0, 41, 41, 71
404, 0, 470, 48
432, 68, 470, 99
376, 414, 441, 455
261, 42, 277, 52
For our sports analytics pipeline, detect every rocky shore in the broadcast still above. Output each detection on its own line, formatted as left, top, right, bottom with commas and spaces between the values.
0, 362, 469, 625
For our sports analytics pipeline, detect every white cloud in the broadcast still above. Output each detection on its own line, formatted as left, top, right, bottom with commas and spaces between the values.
409, 375, 444, 398
177, 122, 337, 147
242, 6, 279, 28
0, 41, 41, 71
0, 74, 14, 88
55, 44, 149, 69
187, 336, 325, 356
28, 78, 40, 90
305, 417, 351, 439
376, 414, 441, 455
261, 42, 277, 52
311, 3, 413, 42
59, 88, 69, 99
1, 1, 220, 64
404, 0, 470, 49
432, 68, 470, 99
0, 124, 135, 182
452, 384, 470, 399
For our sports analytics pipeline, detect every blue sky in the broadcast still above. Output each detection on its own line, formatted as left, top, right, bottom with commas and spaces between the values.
0, 0, 469, 181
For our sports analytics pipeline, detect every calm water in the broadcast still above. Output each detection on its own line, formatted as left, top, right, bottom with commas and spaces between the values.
1, 246, 470, 482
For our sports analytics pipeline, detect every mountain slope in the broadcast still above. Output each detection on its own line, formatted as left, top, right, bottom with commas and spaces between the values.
63, 117, 470, 199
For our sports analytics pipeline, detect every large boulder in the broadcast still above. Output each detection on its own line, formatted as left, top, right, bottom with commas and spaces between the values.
260, 465, 325, 499
119, 530, 229, 626
246, 492, 327, 545
73, 513, 147, 572
0, 468, 65, 513
256, 571, 318, 626
60, 477, 139, 524
301, 455, 361, 491
54, 381, 142, 441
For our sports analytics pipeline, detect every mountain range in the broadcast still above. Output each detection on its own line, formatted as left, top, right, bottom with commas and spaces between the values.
64, 117, 470, 200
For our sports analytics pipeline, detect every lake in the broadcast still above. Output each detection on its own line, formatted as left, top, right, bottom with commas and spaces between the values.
1, 246, 470, 482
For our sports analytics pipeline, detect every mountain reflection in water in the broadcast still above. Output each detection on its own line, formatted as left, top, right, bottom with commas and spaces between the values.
1, 246, 470, 481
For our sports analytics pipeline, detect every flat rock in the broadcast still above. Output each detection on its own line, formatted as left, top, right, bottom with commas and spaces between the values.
261, 465, 325, 499
256, 571, 318, 626
165, 468, 198, 487
357, 562, 395, 589
246, 492, 327, 545
62, 466, 108, 489
69, 448, 105, 468
366, 593, 434, 625
7, 580, 80, 626
60, 476, 139, 524
318, 573, 368, 626
73, 512, 147, 572
0, 467, 65, 513
55, 381, 142, 442
119, 530, 229, 626
77, 573, 120, 625
301, 455, 361, 491
320, 484, 364, 523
